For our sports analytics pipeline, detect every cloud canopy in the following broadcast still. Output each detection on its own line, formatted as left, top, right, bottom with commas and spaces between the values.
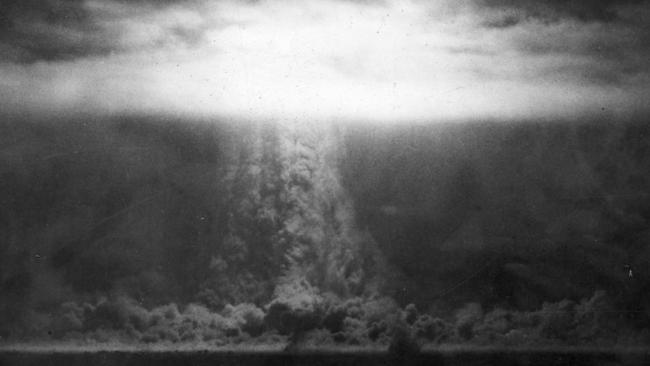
0, 0, 649, 121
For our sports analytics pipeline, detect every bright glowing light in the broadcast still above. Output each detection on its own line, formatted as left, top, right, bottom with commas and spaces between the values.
0, 0, 647, 123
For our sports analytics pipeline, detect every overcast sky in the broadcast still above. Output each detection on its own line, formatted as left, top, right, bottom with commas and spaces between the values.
1, 0, 648, 123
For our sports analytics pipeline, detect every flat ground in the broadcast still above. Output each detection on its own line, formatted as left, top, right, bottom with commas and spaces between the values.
1, 346, 649, 366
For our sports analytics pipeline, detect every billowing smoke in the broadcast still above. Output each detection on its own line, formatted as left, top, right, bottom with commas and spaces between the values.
1, 116, 649, 348
0, 116, 386, 346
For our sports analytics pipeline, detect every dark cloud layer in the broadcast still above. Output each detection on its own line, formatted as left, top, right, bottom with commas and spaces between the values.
0, 0, 104, 61
0, 0, 202, 62
474, 0, 650, 90
479, 0, 649, 24
4, 0, 649, 65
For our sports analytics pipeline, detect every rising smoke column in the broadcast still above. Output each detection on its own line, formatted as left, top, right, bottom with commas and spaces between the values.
273, 121, 378, 296
197, 121, 383, 312
0, 118, 389, 343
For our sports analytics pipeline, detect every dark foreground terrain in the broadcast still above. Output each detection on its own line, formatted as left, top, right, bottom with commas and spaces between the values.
1, 348, 650, 366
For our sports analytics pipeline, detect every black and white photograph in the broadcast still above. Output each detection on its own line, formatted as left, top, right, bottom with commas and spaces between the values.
1, 0, 649, 365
